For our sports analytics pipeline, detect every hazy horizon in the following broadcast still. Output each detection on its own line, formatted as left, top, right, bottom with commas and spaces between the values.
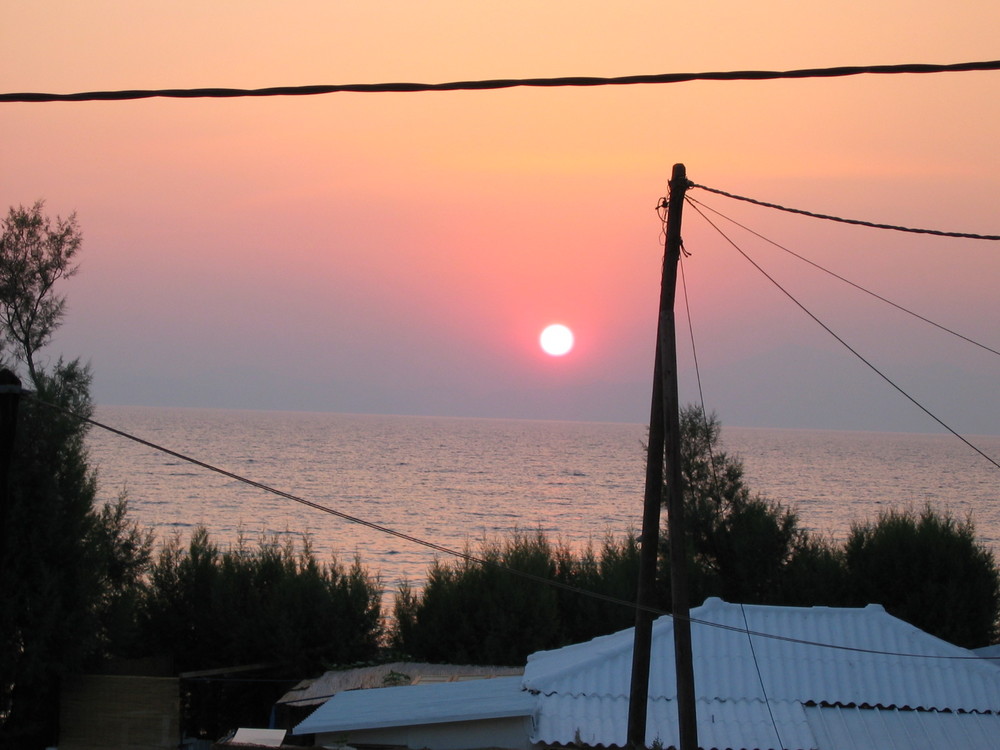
5, 2, 999, 439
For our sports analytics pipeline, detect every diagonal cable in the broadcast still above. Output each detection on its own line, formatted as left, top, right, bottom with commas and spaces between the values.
19, 395, 1000, 660
685, 200, 1000, 471
687, 195, 1000, 358
741, 603, 785, 750
690, 183, 1000, 241
24, 391, 647, 612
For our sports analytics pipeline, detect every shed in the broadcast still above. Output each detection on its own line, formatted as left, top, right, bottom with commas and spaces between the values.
274, 661, 522, 731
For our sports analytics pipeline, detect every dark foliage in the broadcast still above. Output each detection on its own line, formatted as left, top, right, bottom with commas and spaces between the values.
0, 202, 81, 386
85, 493, 155, 666
0, 361, 100, 746
395, 405, 1000, 668
661, 405, 817, 606
554, 533, 641, 645
392, 529, 639, 665
139, 528, 384, 675
137, 528, 383, 740
844, 506, 1000, 647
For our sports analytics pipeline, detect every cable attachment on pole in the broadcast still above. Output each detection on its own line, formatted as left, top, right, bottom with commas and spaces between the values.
657, 198, 670, 245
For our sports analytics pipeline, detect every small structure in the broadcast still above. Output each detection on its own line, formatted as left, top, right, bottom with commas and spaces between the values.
274, 661, 523, 732
295, 597, 1000, 749
59, 674, 179, 750
213, 727, 288, 747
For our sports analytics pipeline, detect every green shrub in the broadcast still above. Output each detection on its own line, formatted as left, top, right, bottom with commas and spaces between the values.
392, 528, 639, 664
845, 505, 999, 647
140, 528, 383, 673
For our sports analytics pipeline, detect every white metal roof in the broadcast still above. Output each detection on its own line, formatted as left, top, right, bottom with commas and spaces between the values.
533, 695, 815, 750
525, 597, 1000, 711
294, 675, 533, 734
524, 598, 1000, 747
804, 705, 1000, 750
278, 661, 522, 707
228, 727, 287, 746
294, 598, 1000, 749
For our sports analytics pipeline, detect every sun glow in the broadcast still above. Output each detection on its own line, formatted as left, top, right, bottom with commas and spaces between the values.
540, 324, 574, 356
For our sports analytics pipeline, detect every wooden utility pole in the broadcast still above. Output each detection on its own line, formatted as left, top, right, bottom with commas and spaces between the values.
627, 163, 697, 750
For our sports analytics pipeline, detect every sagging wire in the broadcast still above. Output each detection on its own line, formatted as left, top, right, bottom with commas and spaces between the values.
17, 395, 999, 661
687, 195, 1000, 359
684, 199, 1000, 472
7, 59, 1000, 104
670, 199, 725, 512
690, 183, 1000, 241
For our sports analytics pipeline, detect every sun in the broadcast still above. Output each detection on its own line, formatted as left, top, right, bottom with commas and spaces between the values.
540, 324, 574, 356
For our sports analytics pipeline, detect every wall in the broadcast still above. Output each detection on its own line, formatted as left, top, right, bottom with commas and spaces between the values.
59, 675, 179, 750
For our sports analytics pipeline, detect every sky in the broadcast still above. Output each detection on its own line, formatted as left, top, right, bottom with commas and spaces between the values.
2, 2, 999, 434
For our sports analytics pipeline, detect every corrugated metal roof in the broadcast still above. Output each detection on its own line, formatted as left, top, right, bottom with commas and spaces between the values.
228, 727, 287, 746
525, 598, 1000, 712
294, 599, 1000, 749
294, 675, 533, 734
278, 661, 522, 707
805, 705, 1000, 750
533, 695, 815, 750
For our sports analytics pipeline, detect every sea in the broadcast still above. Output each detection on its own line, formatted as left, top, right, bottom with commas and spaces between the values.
84, 406, 1000, 598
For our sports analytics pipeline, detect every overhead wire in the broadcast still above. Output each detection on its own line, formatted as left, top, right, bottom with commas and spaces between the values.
675, 203, 784, 748
3, 44, 998, 679
4, 59, 1000, 103
686, 195, 1000, 359
22, 392, 644, 612
690, 183, 1000, 241
742, 603, 785, 750
21, 390, 1000, 662
684, 199, 1000, 472
664, 197, 725, 505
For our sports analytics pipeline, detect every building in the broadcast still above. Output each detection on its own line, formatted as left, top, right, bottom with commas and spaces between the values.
275, 662, 523, 732
295, 597, 1000, 749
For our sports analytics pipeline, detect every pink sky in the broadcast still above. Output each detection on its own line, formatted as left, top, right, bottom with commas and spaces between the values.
3, 2, 999, 432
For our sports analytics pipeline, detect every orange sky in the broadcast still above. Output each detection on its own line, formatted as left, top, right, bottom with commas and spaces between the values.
2, 2, 999, 432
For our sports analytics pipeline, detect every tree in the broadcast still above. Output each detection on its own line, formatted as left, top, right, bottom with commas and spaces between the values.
391, 529, 639, 665
553, 532, 640, 645
84, 493, 155, 667
844, 506, 999, 648
0, 359, 101, 746
661, 405, 815, 605
393, 530, 562, 665
0, 201, 81, 387
139, 528, 383, 675
0, 203, 144, 747
138, 528, 384, 740
662, 406, 1000, 645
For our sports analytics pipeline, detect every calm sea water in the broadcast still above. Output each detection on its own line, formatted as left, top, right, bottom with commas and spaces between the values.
85, 406, 1000, 595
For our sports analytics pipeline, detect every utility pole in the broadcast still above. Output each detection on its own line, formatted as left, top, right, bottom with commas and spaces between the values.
627, 163, 697, 750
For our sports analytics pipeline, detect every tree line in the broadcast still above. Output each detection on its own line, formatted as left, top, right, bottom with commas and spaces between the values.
0, 203, 378, 745
1, 202, 997, 746
394, 406, 999, 667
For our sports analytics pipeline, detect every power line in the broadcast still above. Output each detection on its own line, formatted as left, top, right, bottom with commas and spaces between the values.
686, 195, 1000, 358
742, 603, 785, 750
23, 392, 644, 612
24, 391, 1000, 661
685, 199, 1000, 472
4, 59, 1000, 103
691, 183, 1000, 241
